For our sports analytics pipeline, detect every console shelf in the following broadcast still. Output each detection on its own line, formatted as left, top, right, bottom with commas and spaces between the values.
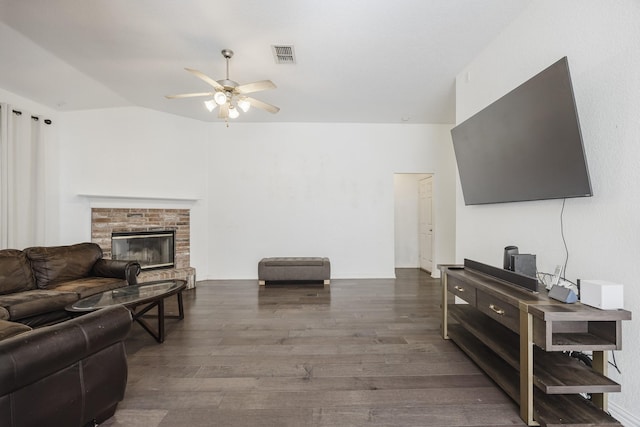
440, 262, 631, 427
449, 305, 621, 395
447, 324, 622, 427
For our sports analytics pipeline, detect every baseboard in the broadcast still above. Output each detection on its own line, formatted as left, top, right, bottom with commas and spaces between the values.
610, 402, 640, 427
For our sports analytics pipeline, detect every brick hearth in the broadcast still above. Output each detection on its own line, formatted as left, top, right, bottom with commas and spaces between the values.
91, 208, 196, 288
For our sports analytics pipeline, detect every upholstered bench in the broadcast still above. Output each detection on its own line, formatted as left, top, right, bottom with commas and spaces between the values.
258, 257, 330, 285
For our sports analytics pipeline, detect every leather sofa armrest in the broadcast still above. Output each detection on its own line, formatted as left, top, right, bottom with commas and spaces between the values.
0, 305, 132, 396
92, 259, 141, 285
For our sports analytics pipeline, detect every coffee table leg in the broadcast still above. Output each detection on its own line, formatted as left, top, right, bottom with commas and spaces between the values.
131, 301, 165, 344
157, 299, 165, 343
177, 291, 184, 320
131, 292, 183, 343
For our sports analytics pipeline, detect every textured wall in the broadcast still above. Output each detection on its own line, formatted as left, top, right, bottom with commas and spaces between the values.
454, 0, 640, 422
53, 106, 456, 280
205, 122, 456, 279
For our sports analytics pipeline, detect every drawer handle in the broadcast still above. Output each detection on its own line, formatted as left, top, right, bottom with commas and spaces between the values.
489, 304, 505, 315
454, 286, 465, 292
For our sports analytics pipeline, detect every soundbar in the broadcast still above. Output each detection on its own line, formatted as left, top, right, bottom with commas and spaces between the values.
464, 258, 539, 293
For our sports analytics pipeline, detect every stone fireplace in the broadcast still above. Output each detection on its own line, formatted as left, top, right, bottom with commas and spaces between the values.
91, 208, 196, 288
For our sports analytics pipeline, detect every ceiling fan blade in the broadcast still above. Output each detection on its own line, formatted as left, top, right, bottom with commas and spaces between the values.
185, 68, 225, 91
165, 92, 214, 99
218, 103, 229, 119
236, 80, 277, 95
245, 97, 280, 114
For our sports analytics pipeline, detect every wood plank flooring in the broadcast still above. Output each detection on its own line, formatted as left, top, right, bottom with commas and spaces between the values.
101, 269, 525, 426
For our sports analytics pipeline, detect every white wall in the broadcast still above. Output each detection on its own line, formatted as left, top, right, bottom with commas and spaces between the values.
56, 107, 210, 277
44, 108, 455, 281
205, 123, 455, 279
394, 174, 429, 269
454, 1, 640, 422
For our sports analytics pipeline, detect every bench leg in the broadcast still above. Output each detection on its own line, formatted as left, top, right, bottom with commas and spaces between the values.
258, 280, 265, 286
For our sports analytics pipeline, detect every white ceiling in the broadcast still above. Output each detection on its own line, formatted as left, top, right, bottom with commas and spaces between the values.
0, 0, 530, 124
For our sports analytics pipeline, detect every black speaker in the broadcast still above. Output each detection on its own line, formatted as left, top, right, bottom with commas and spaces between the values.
512, 254, 536, 278
503, 246, 519, 270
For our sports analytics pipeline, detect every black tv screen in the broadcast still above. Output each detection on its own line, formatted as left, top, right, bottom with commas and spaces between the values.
451, 57, 592, 205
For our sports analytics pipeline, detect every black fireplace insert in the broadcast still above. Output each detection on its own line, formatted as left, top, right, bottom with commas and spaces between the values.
111, 230, 175, 270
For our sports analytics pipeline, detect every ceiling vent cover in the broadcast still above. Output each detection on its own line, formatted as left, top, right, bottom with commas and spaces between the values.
272, 45, 296, 64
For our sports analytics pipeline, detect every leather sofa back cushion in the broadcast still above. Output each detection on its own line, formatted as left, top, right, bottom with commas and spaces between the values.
0, 250, 36, 295
25, 243, 103, 289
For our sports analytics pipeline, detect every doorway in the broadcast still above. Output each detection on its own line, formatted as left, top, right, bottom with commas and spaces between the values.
393, 173, 433, 273
418, 175, 433, 273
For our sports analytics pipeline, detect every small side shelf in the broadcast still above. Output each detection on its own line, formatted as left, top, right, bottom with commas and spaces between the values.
529, 304, 631, 351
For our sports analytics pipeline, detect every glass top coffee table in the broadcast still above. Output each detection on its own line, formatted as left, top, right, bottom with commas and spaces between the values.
67, 279, 186, 343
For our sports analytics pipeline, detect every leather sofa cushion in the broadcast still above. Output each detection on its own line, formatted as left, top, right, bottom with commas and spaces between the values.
0, 290, 77, 321
53, 277, 127, 299
0, 320, 31, 341
0, 250, 36, 295
25, 243, 103, 289
0, 304, 131, 399
0, 307, 8, 320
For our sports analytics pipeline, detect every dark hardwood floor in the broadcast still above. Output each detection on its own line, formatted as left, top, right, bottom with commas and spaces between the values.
102, 269, 524, 426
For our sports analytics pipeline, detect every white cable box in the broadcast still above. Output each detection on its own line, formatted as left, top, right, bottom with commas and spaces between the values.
580, 279, 624, 310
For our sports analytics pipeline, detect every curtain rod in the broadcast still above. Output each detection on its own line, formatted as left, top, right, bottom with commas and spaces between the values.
8, 108, 53, 125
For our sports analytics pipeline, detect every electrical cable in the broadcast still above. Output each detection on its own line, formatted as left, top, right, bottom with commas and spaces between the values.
569, 350, 621, 375
560, 198, 569, 277
537, 271, 552, 288
610, 351, 621, 375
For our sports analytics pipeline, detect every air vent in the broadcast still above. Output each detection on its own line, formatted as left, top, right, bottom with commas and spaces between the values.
272, 45, 296, 64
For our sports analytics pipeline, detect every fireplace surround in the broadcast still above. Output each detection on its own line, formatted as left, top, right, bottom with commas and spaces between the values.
91, 208, 195, 288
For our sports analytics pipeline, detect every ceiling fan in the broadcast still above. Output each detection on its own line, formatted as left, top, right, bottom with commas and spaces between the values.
165, 49, 279, 122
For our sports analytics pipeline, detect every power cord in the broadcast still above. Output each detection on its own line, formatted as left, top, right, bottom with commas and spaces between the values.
560, 198, 569, 277
536, 271, 554, 289
566, 350, 622, 403
610, 350, 621, 375
568, 350, 622, 374
536, 270, 578, 291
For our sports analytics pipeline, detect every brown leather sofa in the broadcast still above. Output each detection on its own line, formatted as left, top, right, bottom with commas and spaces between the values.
0, 304, 132, 427
0, 242, 140, 331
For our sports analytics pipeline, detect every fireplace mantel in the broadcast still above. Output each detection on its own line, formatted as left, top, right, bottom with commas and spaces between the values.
79, 193, 200, 209
79, 193, 200, 202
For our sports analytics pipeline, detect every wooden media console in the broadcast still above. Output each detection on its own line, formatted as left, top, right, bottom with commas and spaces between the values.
440, 261, 631, 427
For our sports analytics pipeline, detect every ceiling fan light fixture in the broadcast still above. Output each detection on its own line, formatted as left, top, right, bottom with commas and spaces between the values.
204, 99, 216, 112
214, 91, 228, 105
237, 97, 251, 113
167, 48, 279, 125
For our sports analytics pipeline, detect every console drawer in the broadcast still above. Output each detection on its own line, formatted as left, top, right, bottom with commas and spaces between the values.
447, 276, 477, 306
476, 290, 519, 333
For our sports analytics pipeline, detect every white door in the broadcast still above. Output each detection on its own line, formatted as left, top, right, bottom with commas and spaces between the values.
419, 177, 433, 272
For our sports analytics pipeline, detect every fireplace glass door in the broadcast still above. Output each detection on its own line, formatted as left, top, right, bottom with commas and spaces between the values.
112, 230, 175, 270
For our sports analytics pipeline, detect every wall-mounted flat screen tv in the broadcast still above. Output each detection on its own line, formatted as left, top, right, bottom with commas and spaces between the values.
451, 57, 592, 205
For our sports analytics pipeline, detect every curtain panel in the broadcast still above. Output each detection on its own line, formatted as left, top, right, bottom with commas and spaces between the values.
0, 104, 49, 249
